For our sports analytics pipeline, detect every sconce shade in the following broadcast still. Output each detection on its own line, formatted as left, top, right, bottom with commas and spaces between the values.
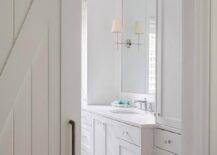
134, 21, 144, 34
111, 18, 122, 33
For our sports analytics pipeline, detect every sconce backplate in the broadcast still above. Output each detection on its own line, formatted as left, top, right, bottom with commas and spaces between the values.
125, 39, 132, 48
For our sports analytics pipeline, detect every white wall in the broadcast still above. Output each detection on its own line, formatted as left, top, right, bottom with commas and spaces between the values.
86, 0, 121, 104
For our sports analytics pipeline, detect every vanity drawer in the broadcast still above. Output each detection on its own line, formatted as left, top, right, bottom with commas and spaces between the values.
154, 129, 181, 154
115, 122, 141, 146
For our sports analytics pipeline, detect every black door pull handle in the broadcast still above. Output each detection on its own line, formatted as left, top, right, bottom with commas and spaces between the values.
69, 120, 75, 155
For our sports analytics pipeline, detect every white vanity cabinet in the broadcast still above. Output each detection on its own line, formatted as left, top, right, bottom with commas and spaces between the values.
81, 110, 153, 155
156, 0, 182, 130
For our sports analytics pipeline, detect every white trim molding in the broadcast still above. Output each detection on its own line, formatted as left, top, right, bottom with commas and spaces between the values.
182, 0, 210, 154
210, 0, 217, 154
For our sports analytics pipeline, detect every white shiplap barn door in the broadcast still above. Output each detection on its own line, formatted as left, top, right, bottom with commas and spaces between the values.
0, 0, 61, 155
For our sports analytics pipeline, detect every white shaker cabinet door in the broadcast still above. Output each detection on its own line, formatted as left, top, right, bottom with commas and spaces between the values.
116, 139, 141, 155
153, 147, 175, 155
93, 119, 106, 155
156, 0, 182, 130
106, 122, 117, 155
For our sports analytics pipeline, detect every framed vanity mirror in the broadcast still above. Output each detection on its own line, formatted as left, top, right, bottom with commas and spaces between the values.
121, 0, 157, 95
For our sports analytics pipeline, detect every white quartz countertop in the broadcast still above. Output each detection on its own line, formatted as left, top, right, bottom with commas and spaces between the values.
82, 105, 156, 128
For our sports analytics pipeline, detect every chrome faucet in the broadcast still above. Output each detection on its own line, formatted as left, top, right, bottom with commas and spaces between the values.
134, 98, 148, 110
134, 98, 153, 112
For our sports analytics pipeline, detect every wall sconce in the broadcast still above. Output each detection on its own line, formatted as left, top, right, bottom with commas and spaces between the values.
111, 18, 122, 50
134, 21, 144, 50
111, 19, 144, 51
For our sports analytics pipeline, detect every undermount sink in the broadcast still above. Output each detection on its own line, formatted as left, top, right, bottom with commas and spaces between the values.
110, 109, 139, 114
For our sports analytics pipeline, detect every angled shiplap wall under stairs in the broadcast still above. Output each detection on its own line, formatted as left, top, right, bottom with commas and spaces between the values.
0, 0, 61, 154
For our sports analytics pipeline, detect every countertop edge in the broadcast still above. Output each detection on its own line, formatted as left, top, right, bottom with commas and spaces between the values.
82, 106, 156, 128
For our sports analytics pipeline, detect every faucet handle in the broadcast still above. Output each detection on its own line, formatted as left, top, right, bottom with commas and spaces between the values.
138, 102, 143, 109
146, 102, 153, 112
